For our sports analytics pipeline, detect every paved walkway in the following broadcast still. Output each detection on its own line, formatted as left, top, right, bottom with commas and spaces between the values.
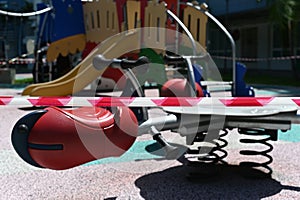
1, 85, 300, 199
253, 84, 300, 97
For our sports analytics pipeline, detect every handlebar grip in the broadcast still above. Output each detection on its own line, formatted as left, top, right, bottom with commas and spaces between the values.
93, 54, 149, 71
120, 56, 149, 69
93, 54, 121, 71
164, 55, 185, 65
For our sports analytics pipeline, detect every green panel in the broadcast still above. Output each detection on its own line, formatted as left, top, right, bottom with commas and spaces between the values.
136, 48, 167, 88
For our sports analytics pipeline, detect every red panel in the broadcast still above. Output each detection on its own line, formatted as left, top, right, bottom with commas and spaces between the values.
81, 42, 98, 59
28, 106, 138, 170
140, 0, 148, 27
116, 0, 127, 31
161, 79, 204, 97
102, 67, 126, 89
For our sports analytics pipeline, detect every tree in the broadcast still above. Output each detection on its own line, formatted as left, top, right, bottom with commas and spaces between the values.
267, 0, 300, 78
21, 1, 34, 12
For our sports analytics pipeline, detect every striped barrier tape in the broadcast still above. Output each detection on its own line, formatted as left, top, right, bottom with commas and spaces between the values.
212, 55, 300, 62
2, 55, 298, 65
1, 96, 300, 108
0, 58, 36, 65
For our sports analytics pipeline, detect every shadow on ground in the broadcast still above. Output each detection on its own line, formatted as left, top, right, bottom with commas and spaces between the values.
135, 164, 300, 199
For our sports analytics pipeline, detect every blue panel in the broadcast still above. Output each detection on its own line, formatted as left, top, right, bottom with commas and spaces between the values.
37, 3, 54, 44
234, 62, 255, 97
50, 0, 85, 42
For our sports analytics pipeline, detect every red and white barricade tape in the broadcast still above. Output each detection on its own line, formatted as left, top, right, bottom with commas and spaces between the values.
0, 58, 36, 65
0, 96, 300, 108
213, 55, 300, 62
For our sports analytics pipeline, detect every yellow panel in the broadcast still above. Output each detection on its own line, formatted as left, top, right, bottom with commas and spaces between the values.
83, 2, 94, 42
144, 1, 166, 53
47, 34, 86, 62
83, 0, 119, 43
126, 0, 141, 30
183, 6, 208, 48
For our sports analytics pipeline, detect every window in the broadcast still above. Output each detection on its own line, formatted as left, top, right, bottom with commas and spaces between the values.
241, 27, 257, 59
272, 24, 290, 57
296, 21, 300, 55
0, 40, 4, 58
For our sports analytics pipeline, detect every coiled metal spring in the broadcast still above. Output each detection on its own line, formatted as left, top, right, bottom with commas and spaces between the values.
238, 128, 276, 176
185, 129, 229, 165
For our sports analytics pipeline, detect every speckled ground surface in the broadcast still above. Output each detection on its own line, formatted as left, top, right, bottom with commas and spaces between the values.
1, 88, 300, 199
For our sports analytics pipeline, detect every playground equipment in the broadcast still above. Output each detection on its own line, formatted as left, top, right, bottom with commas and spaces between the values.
8, 32, 300, 178
0, 0, 253, 98
9, 52, 300, 176
6, 0, 294, 178
22, 30, 141, 96
20, 0, 252, 98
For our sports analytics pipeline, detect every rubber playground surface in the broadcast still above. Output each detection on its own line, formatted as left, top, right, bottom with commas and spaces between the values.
1, 86, 300, 199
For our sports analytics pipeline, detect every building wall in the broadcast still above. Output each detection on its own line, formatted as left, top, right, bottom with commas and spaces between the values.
203, 0, 267, 16
0, 0, 39, 60
202, 0, 297, 72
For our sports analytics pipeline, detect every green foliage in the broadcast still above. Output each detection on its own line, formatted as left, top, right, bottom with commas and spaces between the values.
14, 78, 33, 85
21, 1, 34, 12
268, 0, 300, 28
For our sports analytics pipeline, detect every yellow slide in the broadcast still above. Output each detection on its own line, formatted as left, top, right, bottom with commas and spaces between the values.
22, 30, 140, 96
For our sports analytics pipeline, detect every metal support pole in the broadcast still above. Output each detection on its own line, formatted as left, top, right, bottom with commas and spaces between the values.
166, 9, 197, 56
185, 3, 237, 96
